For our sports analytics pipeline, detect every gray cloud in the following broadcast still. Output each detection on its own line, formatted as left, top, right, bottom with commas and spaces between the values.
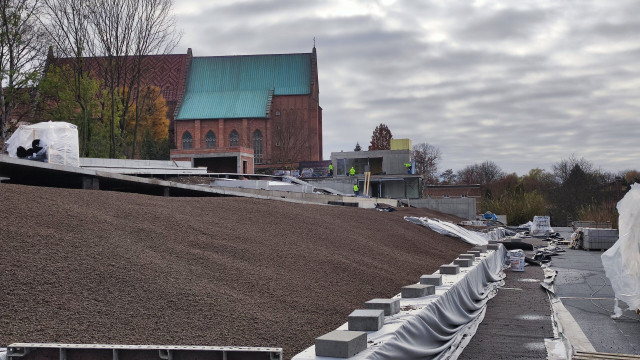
174, 0, 640, 175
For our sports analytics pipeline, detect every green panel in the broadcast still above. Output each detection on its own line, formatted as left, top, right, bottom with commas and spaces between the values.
177, 53, 311, 120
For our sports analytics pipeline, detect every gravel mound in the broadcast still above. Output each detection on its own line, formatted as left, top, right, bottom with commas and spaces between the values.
0, 183, 470, 358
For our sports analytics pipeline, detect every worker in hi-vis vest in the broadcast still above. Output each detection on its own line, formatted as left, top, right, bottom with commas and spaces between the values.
353, 183, 360, 196
349, 166, 356, 176
404, 162, 412, 174
328, 163, 334, 176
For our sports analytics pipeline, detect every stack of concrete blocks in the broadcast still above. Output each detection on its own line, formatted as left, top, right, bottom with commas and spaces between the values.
348, 309, 384, 331
365, 298, 400, 316
487, 244, 500, 250
472, 245, 488, 253
459, 254, 476, 262
401, 284, 435, 298
439, 264, 460, 275
315, 331, 367, 358
420, 274, 442, 286
453, 258, 472, 267
315, 298, 400, 357
467, 250, 482, 257
582, 228, 619, 250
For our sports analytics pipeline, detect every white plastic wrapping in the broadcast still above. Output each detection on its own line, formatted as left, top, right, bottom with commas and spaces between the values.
5, 121, 80, 167
601, 183, 640, 312
530, 216, 553, 236
405, 217, 490, 245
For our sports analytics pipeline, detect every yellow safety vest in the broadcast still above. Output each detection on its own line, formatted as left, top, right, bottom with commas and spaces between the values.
353, 184, 359, 191
349, 167, 355, 175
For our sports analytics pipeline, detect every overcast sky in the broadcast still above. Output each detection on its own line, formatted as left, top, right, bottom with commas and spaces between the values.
173, 0, 640, 176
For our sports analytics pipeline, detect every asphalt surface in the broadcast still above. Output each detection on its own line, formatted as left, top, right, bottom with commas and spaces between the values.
459, 263, 553, 360
551, 248, 640, 355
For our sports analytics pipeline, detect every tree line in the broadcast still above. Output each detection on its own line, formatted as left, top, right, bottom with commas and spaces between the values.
0, 0, 180, 159
365, 123, 638, 227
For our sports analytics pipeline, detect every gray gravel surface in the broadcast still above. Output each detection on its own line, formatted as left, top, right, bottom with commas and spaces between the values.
0, 183, 470, 359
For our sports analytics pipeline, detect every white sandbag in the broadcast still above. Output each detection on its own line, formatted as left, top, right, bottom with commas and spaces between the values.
601, 183, 640, 313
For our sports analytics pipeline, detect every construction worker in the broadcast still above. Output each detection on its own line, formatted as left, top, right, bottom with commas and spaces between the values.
328, 163, 334, 176
404, 162, 412, 174
353, 183, 359, 196
349, 166, 356, 176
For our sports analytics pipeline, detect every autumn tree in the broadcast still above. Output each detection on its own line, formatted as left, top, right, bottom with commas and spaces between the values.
368, 123, 392, 150
412, 142, 441, 184
272, 108, 307, 168
125, 85, 168, 158
0, 0, 45, 145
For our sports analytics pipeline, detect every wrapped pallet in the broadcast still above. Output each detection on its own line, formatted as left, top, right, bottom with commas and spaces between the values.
5, 121, 79, 167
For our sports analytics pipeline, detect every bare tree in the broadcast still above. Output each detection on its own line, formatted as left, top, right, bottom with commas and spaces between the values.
128, 0, 181, 158
86, 0, 180, 158
0, 0, 45, 145
40, 0, 93, 155
41, 0, 180, 158
552, 154, 594, 184
272, 108, 307, 168
412, 142, 441, 184
457, 160, 504, 185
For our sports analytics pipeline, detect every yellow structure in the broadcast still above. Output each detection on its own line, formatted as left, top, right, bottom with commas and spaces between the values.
390, 139, 412, 151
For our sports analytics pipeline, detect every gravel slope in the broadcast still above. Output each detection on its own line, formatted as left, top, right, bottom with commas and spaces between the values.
0, 183, 470, 358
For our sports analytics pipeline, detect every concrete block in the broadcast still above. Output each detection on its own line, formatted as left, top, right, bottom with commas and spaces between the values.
459, 254, 476, 261
487, 244, 500, 250
364, 298, 400, 316
315, 330, 367, 358
467, 250, 482, 257
471, 245, 488, 253
439, 264, 460, 274
348, 309, 384, 331
420, 274, 442, 286
401, 284, 435, 298
454, 258, 472, 267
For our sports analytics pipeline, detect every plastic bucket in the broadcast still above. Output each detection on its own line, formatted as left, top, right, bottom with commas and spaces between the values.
508, 250, 525, 272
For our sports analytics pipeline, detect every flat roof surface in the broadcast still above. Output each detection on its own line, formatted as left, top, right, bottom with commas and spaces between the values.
462, 237, 640, 359
552, 249, 640, 355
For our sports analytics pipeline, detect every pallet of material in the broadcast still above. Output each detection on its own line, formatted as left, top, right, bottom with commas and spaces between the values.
582, 228, 618, 251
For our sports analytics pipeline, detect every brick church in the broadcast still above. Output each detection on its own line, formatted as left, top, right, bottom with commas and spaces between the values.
170, 47, 322, 173
47, 47, 322, 174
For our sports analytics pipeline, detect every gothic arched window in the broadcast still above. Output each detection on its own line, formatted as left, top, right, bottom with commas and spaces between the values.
182, 131, 193, 149
205, 130, 216, 148
229, 130, 239, 147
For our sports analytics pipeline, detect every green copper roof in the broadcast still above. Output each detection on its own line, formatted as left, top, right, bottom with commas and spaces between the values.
177, 53, 311, 120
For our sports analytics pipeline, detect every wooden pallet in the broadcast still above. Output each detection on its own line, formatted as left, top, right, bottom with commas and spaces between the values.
574, 351, 640, 359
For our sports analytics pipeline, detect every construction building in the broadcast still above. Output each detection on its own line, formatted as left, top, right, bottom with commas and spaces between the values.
304, 149, 421, 199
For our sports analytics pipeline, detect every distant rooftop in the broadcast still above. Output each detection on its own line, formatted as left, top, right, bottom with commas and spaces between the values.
177, 53, 312, 120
